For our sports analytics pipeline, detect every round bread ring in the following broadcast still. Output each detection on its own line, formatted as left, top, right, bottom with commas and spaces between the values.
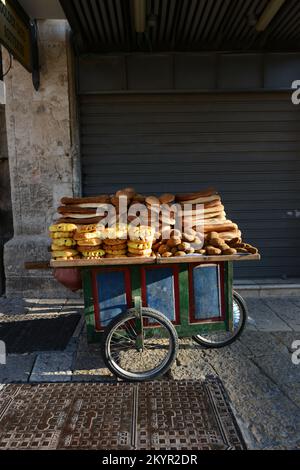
81, 249, 105, 258
52, 249, 79, 258
74, 231, 103, 240
176, 188, 217, 202
128, 226, 155, 241
128, 247, 152, 256
104, 226, 128, 240
104, 239, 128, 246
50, 238, 76, 247
103, 243, 127, 251
52, 244, 70, 252
77, 245, 102, 253
127, 252, 153, 258
105, 249, 127, 256
128, 241, 152, 250
49, 223, 77, 233
77, 238, 102, 246
50, 231, 75, 239
105, 254, 128, 259
103, 241, 127, 248
76, 224, 103, 234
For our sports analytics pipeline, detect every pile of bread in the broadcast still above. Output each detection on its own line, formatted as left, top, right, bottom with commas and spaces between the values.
49, 187, 258, 260
49, 223, 156, 260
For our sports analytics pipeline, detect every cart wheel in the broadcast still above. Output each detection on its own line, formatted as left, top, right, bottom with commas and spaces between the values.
193, 291, 248, 349
102, 307, 178, 381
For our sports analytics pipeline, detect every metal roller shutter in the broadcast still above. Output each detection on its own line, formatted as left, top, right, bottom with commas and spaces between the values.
79, 92, 300, 279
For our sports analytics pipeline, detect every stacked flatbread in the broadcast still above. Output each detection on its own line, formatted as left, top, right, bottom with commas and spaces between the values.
175, 188, 241, 241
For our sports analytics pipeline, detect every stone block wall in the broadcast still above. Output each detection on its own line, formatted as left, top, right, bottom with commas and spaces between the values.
2, 20, 81, 297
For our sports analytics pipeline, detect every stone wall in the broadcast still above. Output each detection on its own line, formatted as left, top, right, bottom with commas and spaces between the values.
3, 20, 81, 297
0, 105, 13, 239
0, 104, 13, 295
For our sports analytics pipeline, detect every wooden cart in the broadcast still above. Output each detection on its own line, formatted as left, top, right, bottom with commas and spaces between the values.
51, 254, 260, 381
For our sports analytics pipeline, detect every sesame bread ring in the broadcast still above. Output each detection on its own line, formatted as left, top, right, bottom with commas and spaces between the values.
104, 225, 128, 240
104, 239, 129, 246
104, 243, 127, 251
128, 247, 152, 256
127, 252, 153, 258
76, 224, 103, 234
77, 238, 102, 246
105, 247, 127, 255
77, 245, 102, 253
128, 226, 155, 242
50, 238, 76, 247
50, 231, 75, 239
74, 231, 103, 240
81, 249, 105, 258
49, 223, 77, 233
52, 244, 68, 252
52, 249, 79, 258
127, 241, 152, 250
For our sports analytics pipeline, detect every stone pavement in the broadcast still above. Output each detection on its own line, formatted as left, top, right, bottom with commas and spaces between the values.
0, 293, 300, 450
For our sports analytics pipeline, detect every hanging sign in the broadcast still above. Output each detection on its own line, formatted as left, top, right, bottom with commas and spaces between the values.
0, 0, 32, 72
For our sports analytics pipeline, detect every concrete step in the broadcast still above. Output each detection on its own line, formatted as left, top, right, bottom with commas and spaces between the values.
234, 279, 300, 297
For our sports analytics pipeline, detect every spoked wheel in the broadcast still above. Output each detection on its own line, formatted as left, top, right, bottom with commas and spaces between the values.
193, 291, 248, 349
102, 307, 178, 381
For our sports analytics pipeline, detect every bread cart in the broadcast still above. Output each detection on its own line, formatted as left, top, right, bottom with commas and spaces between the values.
51, 253, 259, 382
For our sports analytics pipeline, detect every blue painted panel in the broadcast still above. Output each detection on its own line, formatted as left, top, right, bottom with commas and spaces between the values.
96, 271, 128, 327
193, 265, 221, 319
145, 267, 176, 322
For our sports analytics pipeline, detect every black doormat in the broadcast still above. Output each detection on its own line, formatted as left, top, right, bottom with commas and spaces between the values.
0, 379, 246, 450
0, 314, 81, 353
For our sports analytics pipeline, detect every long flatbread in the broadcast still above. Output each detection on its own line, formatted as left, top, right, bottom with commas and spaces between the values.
61, 195, 110, 205
176, 188, 217, 202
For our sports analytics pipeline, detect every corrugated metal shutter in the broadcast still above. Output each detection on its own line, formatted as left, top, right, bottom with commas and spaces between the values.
79, 93, 300, 278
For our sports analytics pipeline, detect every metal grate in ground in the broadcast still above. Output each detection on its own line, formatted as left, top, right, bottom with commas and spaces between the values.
0, 379, 245, 450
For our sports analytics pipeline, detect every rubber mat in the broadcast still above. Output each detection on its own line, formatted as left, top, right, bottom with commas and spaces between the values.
0, 379, 246, 450
0, 314, 81, 353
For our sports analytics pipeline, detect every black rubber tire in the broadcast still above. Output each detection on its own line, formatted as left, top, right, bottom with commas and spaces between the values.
192, 291, 248, 349
102, 307, 179, 381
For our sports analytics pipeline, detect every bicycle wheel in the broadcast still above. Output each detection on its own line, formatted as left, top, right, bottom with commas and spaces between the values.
102, 307, 178, 381
193, 291, 248, 349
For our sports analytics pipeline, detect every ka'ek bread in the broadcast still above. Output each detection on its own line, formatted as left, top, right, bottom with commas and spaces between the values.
49, 223, 77, 233
80, 249, 106, 259
52, 249, 79, 259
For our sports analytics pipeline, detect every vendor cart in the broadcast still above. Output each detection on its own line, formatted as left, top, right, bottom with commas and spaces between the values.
51, 254, 259, 381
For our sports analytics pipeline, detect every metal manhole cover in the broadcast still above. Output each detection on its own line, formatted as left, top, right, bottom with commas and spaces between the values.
0, 379, 245, 450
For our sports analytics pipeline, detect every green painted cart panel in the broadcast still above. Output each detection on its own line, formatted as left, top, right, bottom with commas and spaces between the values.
82, 261, 232, 343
